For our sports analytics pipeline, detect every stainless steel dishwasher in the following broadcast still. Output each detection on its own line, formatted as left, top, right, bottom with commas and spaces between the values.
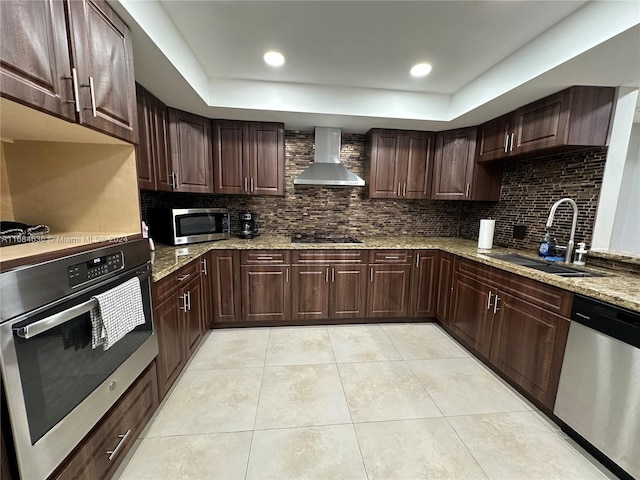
554, 295, 640, 480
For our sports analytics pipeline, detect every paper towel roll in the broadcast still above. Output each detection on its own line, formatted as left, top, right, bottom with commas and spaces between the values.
478, 219, 495, 250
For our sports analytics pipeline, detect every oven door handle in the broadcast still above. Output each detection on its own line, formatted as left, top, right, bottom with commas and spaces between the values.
15, 298, 98, 339
14, 269, 151, 340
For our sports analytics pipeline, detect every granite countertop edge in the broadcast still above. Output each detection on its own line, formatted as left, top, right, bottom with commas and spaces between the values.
151, 235, 640, 313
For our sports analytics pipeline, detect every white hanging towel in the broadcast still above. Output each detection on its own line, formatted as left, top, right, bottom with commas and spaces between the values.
90, 277, 146, 350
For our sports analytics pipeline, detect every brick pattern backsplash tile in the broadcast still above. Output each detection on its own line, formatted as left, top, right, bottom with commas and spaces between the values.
459, 148, 607, 252
141, 131, 606, 249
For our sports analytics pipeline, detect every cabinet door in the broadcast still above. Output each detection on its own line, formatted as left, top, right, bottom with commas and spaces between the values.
212, 120, 247, 194
431, 127, 476, 200
435, 252, 454, 325
291, 265, 330, 320
154, 296, 185, 400
403, 131, 433, 199
330, 264, 368, 319
490, 291, 570, 409
135, 86, 155, 190
184, 275, 204, 359
513, 90, 570, 154
151, 96, 172, 191
210, 251, 242, 323
67, 0, 137, 142
450, 272, 495, 358
476, 114, 512, 162
169, 109, 213, 193
248, 123, 285, 196
0, 0, 75, 121
366, 264, 411, 318
367, 130, 404, 198
410, 251, 436, 317
241, 265, 290, 322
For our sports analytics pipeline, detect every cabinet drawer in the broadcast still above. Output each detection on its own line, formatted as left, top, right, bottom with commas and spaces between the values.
54, 361, 158, 480
368, 250, 411, 264
456, 258, 504, 286
241, 250, 290, 265
154, 260, 199, 304
292, 250, 364, 264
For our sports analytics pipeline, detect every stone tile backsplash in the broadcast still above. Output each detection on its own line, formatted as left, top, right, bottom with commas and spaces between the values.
141, 130, 606, 250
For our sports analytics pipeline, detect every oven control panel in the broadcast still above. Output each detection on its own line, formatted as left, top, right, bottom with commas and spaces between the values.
67, 252, 124, 287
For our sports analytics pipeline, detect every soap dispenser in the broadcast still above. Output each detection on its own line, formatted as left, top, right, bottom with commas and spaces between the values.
574, 242, 588, 265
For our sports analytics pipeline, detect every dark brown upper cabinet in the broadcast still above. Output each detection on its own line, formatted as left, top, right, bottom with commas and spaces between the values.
1, 0, 138, 143
365, 129, 434, 199
136, 84, 171, 191
477, 86, 615, 162
0, 0, 76, 122
431, 127, 502, 201
212, 120, 285, 196
169, 108, 214, 193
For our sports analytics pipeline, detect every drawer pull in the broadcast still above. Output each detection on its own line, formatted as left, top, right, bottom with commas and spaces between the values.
107, 429, 131, 461
257, 256, 273, 260
384, 256, 400, 260
177, 273, 191, 282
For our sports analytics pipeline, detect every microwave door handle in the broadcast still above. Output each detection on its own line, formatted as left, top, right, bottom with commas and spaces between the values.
15, 298, 98, 339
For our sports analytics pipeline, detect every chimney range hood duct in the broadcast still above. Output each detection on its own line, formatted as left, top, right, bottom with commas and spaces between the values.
294, 127, 365, 187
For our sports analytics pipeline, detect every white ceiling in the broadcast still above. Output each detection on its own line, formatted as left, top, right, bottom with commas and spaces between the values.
111, 0, 640, 133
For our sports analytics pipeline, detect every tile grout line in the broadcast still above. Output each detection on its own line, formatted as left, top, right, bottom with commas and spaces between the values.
442, 414, 493, 480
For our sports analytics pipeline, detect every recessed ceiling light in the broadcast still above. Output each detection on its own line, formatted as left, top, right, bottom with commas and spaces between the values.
263, 51, 285, 67
410, 63, 432, 77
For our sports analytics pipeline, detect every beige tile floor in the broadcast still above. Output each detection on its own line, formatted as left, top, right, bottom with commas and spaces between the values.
115, 323, 615, 480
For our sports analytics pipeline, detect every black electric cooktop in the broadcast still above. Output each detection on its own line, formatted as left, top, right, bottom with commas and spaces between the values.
291, 232, 362, 244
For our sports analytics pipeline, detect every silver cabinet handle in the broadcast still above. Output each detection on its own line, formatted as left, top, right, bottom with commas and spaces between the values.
107, 429, 131, 461
326, 267, 329, 283
285, 267, 289, 283
493, 295, 500, 314
504, 134, 509, 153
244, 177, 248, 192
415, 253, 420, 268
331, 267, 335, 283
250, 177, 254, 192
509, 133, 515, 152
403, 183, 407, 196
257, 256, 273, 260
487, 291, 493, 310
170, 172, 179, 188
179, 293, 188, 311
370, 267, 374, 282
88, 76, 97, 117
63, 67, 81, 112
385, 256, 400, 260
465, 183, 470, 197
186, 291, 192, 311
177, 273, 191, 282
201, 258, 208, 276
397, 183, 401, 196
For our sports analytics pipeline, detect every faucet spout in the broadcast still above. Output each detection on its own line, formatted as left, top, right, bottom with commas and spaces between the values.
545, 198, 578, 263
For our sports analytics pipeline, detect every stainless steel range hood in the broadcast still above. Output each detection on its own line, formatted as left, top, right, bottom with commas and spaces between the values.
294, 127, 365, 187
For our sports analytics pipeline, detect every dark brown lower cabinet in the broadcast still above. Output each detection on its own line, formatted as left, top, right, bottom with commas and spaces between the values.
53, 362, 158, 480
410, 251, 437, 317
241, 265, 290, 321
208, 250, 242, 324
489, 291, 570, 409
450, 272, 497, 358
154, 261, 204, 400
290, 264, 368, 320
435, 252, 454, 324
366, 263, 412, 318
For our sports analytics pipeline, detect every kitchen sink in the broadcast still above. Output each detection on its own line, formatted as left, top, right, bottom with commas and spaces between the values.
485, 253, 606, 277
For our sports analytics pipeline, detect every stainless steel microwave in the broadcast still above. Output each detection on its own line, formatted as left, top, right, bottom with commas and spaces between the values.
149, 208, 230, 245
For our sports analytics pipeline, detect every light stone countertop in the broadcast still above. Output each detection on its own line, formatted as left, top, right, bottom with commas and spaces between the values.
151, 235, 640, 313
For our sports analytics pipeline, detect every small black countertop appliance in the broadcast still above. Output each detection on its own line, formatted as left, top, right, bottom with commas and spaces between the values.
238, 212, 258, 239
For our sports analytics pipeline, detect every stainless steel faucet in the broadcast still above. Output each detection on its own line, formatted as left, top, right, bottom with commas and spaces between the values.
545, 198, 578, 263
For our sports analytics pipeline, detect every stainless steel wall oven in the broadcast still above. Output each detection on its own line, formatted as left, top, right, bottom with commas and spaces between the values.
0, 240, 158, 479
